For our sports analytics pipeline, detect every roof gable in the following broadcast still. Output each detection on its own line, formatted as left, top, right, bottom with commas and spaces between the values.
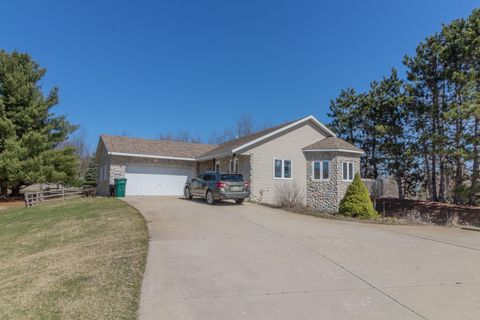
197, 115, 335, 160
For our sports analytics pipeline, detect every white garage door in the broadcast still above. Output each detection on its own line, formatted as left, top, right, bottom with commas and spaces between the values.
125, 164, 193, 196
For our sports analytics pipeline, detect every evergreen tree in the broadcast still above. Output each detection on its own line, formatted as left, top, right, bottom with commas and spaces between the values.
83, 158, 98, 187
464, 9, 480, 204
0, 50, 77, 195
328, 8, 480, 204
339, 173, 378, 219
404, 33, 448, 201
328, 88, 361, 145
375, 69, 418, 199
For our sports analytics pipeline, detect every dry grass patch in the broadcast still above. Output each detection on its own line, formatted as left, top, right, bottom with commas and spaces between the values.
0, 198, 148, 320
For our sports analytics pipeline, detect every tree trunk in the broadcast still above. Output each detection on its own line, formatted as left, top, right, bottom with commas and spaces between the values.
396, 174, 404, 200
0, 183, 8, 197
371, 134, 379, 179
431, 153, 438, 201
439, 154, 446, 202
470, 117, 479, 205
10, 185, 21, 197
431, 83, 439, 202
423, 142, 432, 200
361, 154, 369, 178
453, 92, 464, 204
348, 124, 355, 144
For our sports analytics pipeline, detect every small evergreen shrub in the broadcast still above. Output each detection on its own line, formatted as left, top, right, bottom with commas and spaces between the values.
339, 173, 378, 219
83, 158, 98, 187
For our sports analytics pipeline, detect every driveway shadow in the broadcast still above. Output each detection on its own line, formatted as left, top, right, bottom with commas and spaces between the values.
178, 197, 242, 207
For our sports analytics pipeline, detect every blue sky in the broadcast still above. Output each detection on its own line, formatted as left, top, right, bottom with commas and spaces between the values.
2, 0, 478, 149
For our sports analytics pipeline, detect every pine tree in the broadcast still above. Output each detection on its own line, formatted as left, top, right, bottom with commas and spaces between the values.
404, 33, 448, 201
83, 158, 98, 187
464, 9, 480, 204
328, 8, 480, 205
0, 50, 77, 195
328, 88, 361, 145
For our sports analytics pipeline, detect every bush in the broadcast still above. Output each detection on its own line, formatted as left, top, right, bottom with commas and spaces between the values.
274, 182, 304, 208
339, 173, 378, 219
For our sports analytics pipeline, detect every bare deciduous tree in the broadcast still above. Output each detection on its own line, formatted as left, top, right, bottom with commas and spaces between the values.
208, 113, 265, 144
158, 130, 201, 143
60, 128, 91, 182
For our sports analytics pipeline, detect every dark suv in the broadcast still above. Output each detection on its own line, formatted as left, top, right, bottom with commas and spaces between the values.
184, 171, 250, 205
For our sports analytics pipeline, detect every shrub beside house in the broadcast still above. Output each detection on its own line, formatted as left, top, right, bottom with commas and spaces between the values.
339, 173, 378, 219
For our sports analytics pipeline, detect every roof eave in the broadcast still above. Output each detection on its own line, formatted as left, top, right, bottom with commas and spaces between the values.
195, 151, 233, 161
303, 148, 365, 154
108, 152, 197, 161
95, 136, 106, 162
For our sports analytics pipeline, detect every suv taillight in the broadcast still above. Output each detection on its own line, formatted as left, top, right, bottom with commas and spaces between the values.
244, 182, 249, 188
216, 182, 228, 188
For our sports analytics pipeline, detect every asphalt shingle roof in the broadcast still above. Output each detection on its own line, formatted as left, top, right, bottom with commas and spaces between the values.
100, 135, 217, 159
302, 136, 363, 153
100, 116, 344, 160
197, 119, 302, 159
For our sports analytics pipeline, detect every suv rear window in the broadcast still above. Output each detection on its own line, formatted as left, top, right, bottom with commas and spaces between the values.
220, 174, 244, 182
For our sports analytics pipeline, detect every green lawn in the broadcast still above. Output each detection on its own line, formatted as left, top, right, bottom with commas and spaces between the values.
0, 198, 148, 320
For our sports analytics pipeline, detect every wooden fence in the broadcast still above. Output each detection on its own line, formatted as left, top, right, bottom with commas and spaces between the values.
24, 187, 96, 207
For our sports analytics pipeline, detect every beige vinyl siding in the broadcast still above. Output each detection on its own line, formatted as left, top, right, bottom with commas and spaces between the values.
245, 121, 327, 204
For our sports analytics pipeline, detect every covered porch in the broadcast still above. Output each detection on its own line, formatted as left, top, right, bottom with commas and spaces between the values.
196, 154, 251, 183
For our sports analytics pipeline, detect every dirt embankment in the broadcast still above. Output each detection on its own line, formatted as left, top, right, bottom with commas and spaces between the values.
0, 198, 24, 210
375, 198, 480, 226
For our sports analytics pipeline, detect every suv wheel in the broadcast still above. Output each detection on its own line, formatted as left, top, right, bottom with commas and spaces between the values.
184, 187, 193, 200
206, 190, 215, 205
235, 199, 244, 205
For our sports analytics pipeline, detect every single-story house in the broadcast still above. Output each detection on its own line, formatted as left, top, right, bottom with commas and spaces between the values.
95, 115, 364, 212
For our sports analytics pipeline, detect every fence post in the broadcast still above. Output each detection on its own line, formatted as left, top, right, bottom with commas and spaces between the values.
62, 187, 65, 201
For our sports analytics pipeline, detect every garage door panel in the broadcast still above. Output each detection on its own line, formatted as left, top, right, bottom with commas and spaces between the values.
125, 164, 193, 196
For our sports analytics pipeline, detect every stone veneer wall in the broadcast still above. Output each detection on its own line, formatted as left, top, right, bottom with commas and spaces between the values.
305, 151, 361, 213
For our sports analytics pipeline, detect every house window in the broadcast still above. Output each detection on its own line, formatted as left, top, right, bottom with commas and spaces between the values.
342, 162, 354, 181
274, 159, 292, 179
215, 161, 220, 172
312, 160, 330, 180
99, 166, 104, 181
229, 159, 239, 173
104, 165, 108, 181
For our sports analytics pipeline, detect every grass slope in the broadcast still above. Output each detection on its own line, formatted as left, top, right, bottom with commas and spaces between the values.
0, 198, 148, 320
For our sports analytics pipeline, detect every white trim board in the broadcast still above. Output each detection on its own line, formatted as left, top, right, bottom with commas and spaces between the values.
303, 148, 364, 154
108, 152, 196, 161
196, 151, 232, 161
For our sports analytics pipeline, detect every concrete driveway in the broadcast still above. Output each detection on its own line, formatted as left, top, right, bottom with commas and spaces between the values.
125, 196, 480, 320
